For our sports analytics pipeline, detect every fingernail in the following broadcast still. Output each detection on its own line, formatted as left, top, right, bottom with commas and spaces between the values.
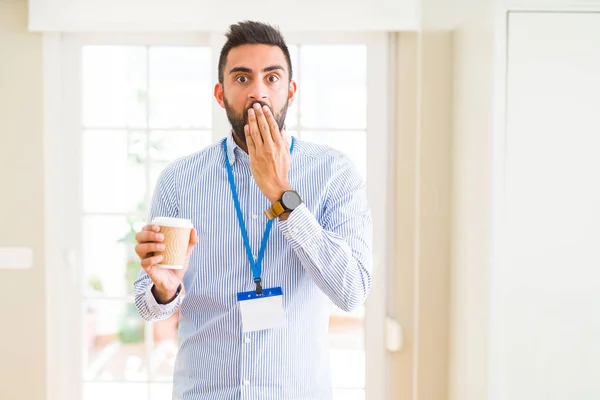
156, 234, 164, 241
153, 225, 160, 231
248, 108, 254, 116
254, 103, 261, 109
263, 105, 269, 112
157, 244, 165, 250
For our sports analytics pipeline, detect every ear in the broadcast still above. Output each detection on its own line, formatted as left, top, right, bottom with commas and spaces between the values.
214, 82, 225, 109
287, 80, 298, 107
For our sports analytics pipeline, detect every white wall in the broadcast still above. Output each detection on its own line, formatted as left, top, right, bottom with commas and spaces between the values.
390, 30, 453, 400
449, 13, 496, 400
0, 2, 46, 400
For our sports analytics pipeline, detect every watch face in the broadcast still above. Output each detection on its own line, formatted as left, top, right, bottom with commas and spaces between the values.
281, 191, 303, 210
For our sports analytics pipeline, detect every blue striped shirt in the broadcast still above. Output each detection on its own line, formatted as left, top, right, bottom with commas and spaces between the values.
134, 131, 373, 400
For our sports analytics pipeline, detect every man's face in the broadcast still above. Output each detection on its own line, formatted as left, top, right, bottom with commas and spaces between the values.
215, 44, 297, 144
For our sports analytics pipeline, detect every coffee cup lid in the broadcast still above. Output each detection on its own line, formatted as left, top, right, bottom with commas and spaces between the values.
151, 217, 194, 229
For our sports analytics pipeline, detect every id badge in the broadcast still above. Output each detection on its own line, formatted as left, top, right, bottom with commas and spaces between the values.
237, 287, 285, 333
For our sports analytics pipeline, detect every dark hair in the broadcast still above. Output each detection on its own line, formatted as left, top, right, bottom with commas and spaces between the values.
218, 21, 293, 84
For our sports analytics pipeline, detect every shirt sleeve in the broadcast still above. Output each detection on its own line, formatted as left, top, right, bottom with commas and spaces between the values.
133, 164, 183, 322
278, 155, 373, 312
134, 278, 183, 321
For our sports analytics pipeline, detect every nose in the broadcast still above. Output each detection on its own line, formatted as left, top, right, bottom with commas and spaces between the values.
247, 80, 268, 102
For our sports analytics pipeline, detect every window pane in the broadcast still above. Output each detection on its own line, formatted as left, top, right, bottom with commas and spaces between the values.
152, 315, 179, 381
285, 45, 299, 129
299, 45, 367, 129
149, 130, 212, 162
82, 46, 147, 128
299, 130, 367, 182
149, 47, 212, 129
330, 304, 365, 390
84, 383, 149, 400
333, 389, 365, 400
149, 130, 212, 195
83, 130, 147, 214
150, 383, 173, 400
84, 300, 148, 382
83, 215, 145, 298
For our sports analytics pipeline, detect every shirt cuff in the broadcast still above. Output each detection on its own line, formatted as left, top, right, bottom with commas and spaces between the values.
144, 283, 182, 315
278, 203, 322, 249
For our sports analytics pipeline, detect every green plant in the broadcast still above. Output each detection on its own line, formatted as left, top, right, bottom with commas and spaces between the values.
88, 276, 104, 293
118, 303, 145, 343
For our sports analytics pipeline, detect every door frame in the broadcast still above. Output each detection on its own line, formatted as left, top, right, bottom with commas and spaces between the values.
43, 31, 394, 400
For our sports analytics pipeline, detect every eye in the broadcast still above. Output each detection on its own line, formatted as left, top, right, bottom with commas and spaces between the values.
267, 75, 279, 83
236, 75, 249, 83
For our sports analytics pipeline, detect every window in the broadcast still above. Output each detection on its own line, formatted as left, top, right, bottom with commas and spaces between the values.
48, 32, 390, 400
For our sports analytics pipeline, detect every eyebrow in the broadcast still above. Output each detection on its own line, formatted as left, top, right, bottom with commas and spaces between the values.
229, 65, 285, 74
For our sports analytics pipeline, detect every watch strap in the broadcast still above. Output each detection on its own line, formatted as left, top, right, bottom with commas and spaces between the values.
264, 201, 286, 220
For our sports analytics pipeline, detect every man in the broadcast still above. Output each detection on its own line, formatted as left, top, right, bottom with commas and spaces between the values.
134, 20, 372, 400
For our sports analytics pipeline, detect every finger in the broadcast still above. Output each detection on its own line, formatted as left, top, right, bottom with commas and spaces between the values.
247, 108, 263, 149
263, 105, 283, 146
140, 254, 164, 269
189, 228, 198, 246
135, 242, 166, 259
135, 230, 164, 244
186, 228, 199, 257
244, 124, 256, 156
142, 224, 160, 232
254, 103, 274, 146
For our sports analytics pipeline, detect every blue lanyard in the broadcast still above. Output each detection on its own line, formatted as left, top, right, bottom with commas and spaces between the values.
222, 136, 295, 294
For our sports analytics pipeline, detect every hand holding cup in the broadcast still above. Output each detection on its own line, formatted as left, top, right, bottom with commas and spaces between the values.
135, 217, 198, 303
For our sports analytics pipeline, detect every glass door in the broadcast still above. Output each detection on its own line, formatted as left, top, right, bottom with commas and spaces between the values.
53, 31, 389, 400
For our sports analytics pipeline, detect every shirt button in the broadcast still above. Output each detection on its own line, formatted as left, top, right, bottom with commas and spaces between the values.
252, 214, 258, 220
243, 379, 250, 385
245, 337, 251, 343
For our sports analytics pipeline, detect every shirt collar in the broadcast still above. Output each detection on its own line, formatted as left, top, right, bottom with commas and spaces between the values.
225, 129, 293, 166
225, 130, 239, 165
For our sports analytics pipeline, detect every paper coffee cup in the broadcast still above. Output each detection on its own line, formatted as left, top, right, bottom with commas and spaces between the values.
151, 217, 194, 270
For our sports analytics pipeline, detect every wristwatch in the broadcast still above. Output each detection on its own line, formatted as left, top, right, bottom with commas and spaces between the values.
264, 190, 303, 220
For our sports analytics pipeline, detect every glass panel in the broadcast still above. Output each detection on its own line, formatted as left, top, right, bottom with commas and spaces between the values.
149, 130, 212, 162
150, 383, 173, 400
285, 45, 299, 130
82, 46, 147, 129
299, 45, 367, 129
148, 130, 212, 195
333, 389, 365, 400
83, 215, 145, 298
152, 314, 179, 381
84, 300, 148, 382
149, 47, 212, 129
298, 130, 367, 182
83, 130, 147, 214
329, 304, 365, 389
84, 383, 149, 400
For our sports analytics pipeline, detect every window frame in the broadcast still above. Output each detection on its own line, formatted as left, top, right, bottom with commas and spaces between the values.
44, 31, 393, 400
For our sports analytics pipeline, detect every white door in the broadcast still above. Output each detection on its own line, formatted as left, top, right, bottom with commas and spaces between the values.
47, 31, 390, 400
499, 12, 600, 400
